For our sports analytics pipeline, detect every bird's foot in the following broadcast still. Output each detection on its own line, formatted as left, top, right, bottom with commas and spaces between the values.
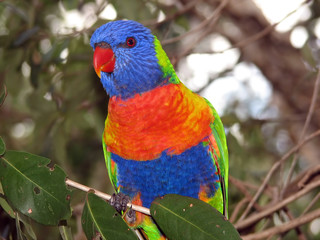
124, 208, 136, 224
109, 192, 130, 213
108, 192, 136, 224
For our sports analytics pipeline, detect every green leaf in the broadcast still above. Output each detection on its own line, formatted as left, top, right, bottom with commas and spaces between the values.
0, 195, 15, 219
16, 213, 25, 240
13, 26, 40, 46
81, 192, 138, 240
0, 137, 5, 156
150, 194, 242, 240
16, 212, 37, 240
59, 225, 73, 240
0, 150, 72, 225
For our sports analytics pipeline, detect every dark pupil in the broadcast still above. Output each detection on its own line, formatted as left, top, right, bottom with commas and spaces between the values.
127, 38, 134, 46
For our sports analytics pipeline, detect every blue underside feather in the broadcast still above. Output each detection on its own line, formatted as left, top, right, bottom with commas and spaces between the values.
111, 142, 220, 208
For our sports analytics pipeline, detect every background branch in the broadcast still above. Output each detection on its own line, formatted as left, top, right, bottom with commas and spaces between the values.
241, 208, 320, 240
237, 129, 320, 222
235, 178, 320, 230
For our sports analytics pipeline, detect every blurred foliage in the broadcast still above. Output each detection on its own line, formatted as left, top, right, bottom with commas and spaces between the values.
0, 1, 108, 238
0, 1, 105, 182
0, 0, 320, 239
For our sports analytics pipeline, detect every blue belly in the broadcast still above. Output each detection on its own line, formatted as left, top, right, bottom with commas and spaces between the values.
111, 142, 219, 208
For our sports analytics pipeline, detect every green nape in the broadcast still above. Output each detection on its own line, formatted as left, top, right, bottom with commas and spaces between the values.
153, 36, 179, 84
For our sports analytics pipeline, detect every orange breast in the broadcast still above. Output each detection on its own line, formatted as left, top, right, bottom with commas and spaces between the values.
104, 82, 213, 160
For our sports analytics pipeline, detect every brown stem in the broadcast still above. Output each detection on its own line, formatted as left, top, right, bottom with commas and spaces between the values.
241, 208, 320, 240
65, 178, 151, 216
237, 129, 320, 222
235, 179, 320, 230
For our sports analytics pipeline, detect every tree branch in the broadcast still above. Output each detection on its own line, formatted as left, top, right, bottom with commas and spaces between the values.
143, 0, 202, 27
235, 178, 320, 230
301, 191, 320, 215
230, 198, 248, 223
237, 129, 320, 222
65, 178, 151, 216
280, 67, 320, 198
241, 208, 320, 240
220, 0, 310, 52
161, 0, 228, 46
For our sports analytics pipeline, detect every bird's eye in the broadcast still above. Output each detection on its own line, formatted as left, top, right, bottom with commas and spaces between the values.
126, 37, 136, 48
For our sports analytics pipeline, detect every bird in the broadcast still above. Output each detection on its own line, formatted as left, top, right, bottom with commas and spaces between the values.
90, 20, 229, 240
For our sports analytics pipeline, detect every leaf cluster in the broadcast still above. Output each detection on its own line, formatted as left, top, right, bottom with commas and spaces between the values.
0, 137, 241, 240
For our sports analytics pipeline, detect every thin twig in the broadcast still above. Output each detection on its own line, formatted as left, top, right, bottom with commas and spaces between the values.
229, 176, 260, 191
237, 129, 320, 222
172, 0, 230, 66
143, 0, 202, 27
259, 218, 272, 235
217, 0, 311, 53
235, 178, 320, 230
229, 176, 262, 211
162, 0, 229, 46
230, 198, 248, 223
65, 178, 151, 216
280, 68, 320, 199
283, 207, 307, 240
241, 208, 320, 240
298, 164, 320, 188
301, 191, 320, 216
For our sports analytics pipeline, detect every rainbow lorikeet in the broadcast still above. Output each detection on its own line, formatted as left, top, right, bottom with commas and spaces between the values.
90, 20, 228, 239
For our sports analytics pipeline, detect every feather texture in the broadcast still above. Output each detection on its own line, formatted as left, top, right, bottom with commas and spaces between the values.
92, 20, 229, 240
104, 82, 213, 160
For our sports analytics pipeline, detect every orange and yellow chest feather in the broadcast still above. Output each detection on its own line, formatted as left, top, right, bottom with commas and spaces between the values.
104, 83, 213, 160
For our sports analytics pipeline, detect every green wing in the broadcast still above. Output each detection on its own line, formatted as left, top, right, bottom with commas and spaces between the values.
102, 134, 119, 192
206, 99, 229, 217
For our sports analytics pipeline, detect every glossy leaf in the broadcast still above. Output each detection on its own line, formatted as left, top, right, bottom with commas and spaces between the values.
82, 192, 138, 240
0, 150, 72, 225
151, 194, 242, 240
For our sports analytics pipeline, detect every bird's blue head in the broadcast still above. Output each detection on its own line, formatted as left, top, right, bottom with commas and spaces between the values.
90, 20, 177, 99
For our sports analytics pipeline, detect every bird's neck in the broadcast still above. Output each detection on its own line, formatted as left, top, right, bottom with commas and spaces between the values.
104, 82, 213, 160
154, 36, 179, 85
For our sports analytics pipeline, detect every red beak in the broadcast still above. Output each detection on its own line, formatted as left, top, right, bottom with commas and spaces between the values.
93, 46, 115, 78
